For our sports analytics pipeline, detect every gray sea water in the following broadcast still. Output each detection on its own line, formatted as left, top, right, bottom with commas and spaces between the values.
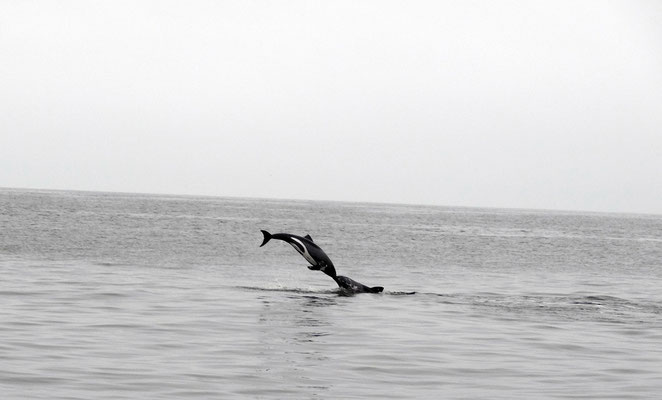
1, 188, 661, 399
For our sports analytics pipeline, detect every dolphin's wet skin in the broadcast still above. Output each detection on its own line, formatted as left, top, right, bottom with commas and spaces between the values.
260, 230, 384, 294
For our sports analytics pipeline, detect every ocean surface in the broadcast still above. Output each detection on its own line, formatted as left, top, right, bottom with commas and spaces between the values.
1, 188, 661, 399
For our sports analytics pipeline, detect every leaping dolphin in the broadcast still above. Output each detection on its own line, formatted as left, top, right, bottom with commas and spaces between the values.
260, 230, 384, 294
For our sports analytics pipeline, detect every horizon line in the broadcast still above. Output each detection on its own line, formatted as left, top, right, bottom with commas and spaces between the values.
2, 185, 660, 218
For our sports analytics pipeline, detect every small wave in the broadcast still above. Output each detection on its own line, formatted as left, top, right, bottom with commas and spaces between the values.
0, 290, 40, 296
572, 294, 625, 305
386, 291, 417, 296
95, 262, 128, 267
92, 291, 130, 298
237, 286, 336, 295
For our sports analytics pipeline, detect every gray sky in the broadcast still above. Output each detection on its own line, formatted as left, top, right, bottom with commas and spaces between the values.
2, 1, 661, 214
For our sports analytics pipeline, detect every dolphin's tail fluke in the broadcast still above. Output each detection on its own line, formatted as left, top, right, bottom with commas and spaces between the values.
260, 230, 272, 247
369, 286, 384, 293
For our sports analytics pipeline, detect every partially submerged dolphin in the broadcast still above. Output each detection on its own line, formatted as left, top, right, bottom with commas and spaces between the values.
260, 230, 384, 294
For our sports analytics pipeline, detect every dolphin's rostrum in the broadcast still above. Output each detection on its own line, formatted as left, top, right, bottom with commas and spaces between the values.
260, 230, 384, 293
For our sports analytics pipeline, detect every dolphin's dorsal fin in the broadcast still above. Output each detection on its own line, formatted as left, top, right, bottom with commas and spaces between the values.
305, 234, 314, 242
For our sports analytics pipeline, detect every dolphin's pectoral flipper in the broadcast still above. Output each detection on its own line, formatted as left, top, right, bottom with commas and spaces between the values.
308, 265, 321, 270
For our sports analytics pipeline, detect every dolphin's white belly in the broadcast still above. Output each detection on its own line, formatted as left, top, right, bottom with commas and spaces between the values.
289, 238, 316, 265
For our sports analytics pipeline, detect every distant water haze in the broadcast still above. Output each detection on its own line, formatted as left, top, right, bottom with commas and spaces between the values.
2, 188, 662, 399
1, 1, 661, 214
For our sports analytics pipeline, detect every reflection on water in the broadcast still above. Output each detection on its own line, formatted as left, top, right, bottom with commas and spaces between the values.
255, 294, 337, 396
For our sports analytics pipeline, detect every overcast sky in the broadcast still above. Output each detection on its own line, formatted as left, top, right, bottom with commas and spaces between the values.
1, 1, 661, 214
